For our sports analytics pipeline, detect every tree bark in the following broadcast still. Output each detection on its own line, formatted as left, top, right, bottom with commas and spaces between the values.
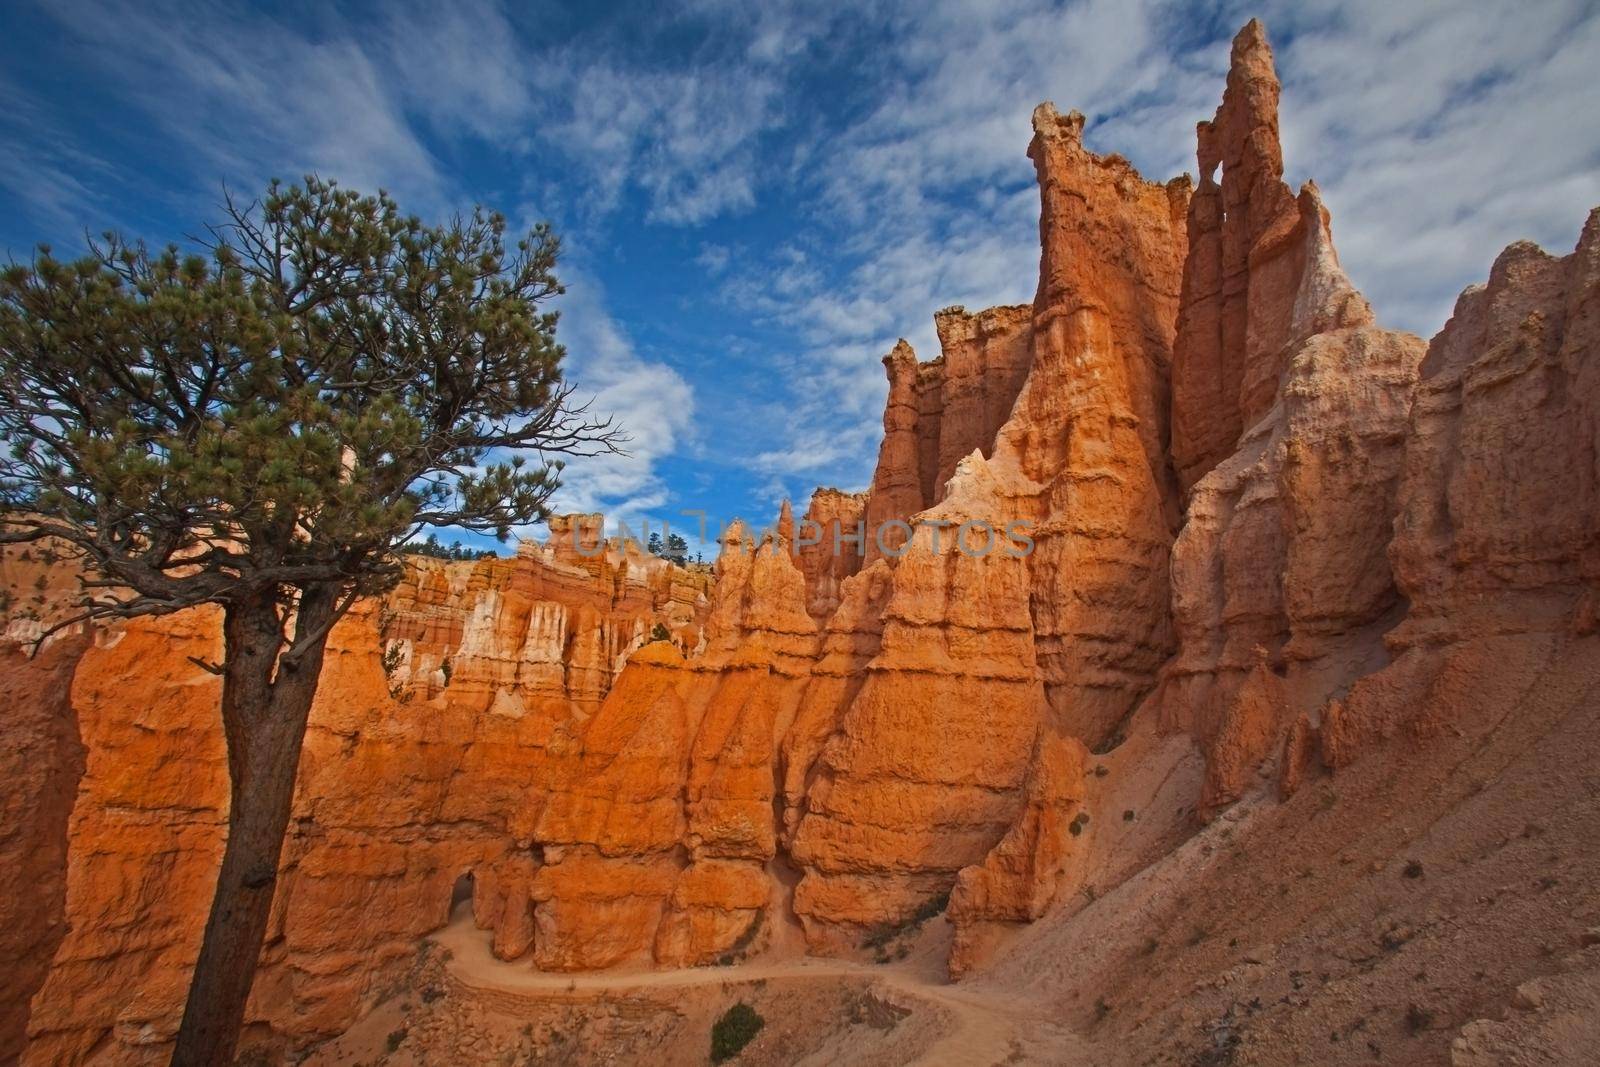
170, 583, 339, 1067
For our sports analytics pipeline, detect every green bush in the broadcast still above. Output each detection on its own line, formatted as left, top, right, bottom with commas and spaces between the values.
710, 1002, 763, 1063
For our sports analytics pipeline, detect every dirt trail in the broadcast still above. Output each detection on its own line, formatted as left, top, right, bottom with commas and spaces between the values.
432, 911, 1088, 1065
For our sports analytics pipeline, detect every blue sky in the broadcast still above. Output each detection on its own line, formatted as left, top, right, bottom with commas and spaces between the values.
3, 0, 1598, 555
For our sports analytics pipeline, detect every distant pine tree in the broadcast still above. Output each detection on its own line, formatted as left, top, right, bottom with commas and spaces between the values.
405, 533, 497, 560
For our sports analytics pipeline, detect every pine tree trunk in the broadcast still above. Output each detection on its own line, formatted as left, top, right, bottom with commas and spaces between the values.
170, 584, 338, 1067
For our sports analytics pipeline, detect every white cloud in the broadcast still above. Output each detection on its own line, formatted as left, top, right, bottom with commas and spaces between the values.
36, 0, 450, 208
1265, 0, 1600, 332
376, 0, 536, 142
514, 6, 833, 227
10, 0, 1599, 530
537, 271, 697, 533
696, 243, 732, 276
706, 0, 1600, 501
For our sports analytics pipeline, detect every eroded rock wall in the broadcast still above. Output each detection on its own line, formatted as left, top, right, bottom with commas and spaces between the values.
791, 487, 868, 621
6, 16, 1600, 1066
1171, 18, 1306, 490
858, 306, 1035, 564
1321, 208, 1600, 768
1151, 23, 1430, 819
9, 536, 712, 1064
0, 639, 87, 1063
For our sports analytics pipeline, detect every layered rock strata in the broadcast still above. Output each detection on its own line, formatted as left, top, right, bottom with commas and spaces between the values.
1321, 208, 1600, 768
4, 17, 1600, 1066
7, 533, 712, 1064
859, 305, 1034, 564
1150, 21, 1429, 820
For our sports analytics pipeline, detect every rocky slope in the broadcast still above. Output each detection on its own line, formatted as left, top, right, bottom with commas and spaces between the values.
2, 16, 1597, 1067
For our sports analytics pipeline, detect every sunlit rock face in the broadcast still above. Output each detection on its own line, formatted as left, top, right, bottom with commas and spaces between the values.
1152, 21, 1429, 822
791, 487, 869, 622
5, 538, 712, 1064
5, 16, 1600, 1065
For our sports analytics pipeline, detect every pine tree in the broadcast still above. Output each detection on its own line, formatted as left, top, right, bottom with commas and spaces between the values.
0, 177, 622, 1065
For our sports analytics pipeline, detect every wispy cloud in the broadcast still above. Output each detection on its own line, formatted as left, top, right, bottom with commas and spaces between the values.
35, 0, 448, 207
0, 77, 117, 233
5, 0, 1597, 535
701, 0, 1600, 502
517, 24, 806, 225
541, 271, 698, 531
376, 0, 536, 142
1267, 0, 1600, 331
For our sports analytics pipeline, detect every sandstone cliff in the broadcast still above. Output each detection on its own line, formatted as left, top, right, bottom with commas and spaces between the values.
4, 17, 1599, 1067
5, 533, 711, 1064
1151, 21, 1429, 823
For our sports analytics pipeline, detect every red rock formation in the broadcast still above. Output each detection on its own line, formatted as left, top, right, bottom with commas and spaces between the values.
1123, 19, 1429, 827
856, 306, 1034, 565
6, 530, 711, 1063
1008, 103, 1189, 750
933, 304, 1035, 496
946, 730, 1088, 976
787, 514, 1046, 949
5, 63, 1194, 1061
527, 522, 818, 972
0, 639, 87, 1062
6, 17, 1600, 1066
1387, 214, 1600, 650
1171, 19, 1347, 489
1162, 183, 1425, 818
787, 105, 1186, 961
1323, 209, 1600, 766
791, 487, 868, 621
861, 340, 930, 564
381, 532, 711, 714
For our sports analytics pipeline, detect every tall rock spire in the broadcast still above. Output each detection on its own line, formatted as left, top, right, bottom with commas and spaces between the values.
776, 498, 796, 560
861, 339, 926, 563
1171, 18, 1300, 488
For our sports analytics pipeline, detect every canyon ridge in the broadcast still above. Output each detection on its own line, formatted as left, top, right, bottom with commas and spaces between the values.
3, 18, 1598, 1067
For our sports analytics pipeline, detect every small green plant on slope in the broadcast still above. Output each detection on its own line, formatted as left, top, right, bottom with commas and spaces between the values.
711, 1002, 764, 1063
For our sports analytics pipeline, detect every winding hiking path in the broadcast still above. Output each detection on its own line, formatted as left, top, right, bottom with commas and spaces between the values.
431, 912, 1088, 1065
